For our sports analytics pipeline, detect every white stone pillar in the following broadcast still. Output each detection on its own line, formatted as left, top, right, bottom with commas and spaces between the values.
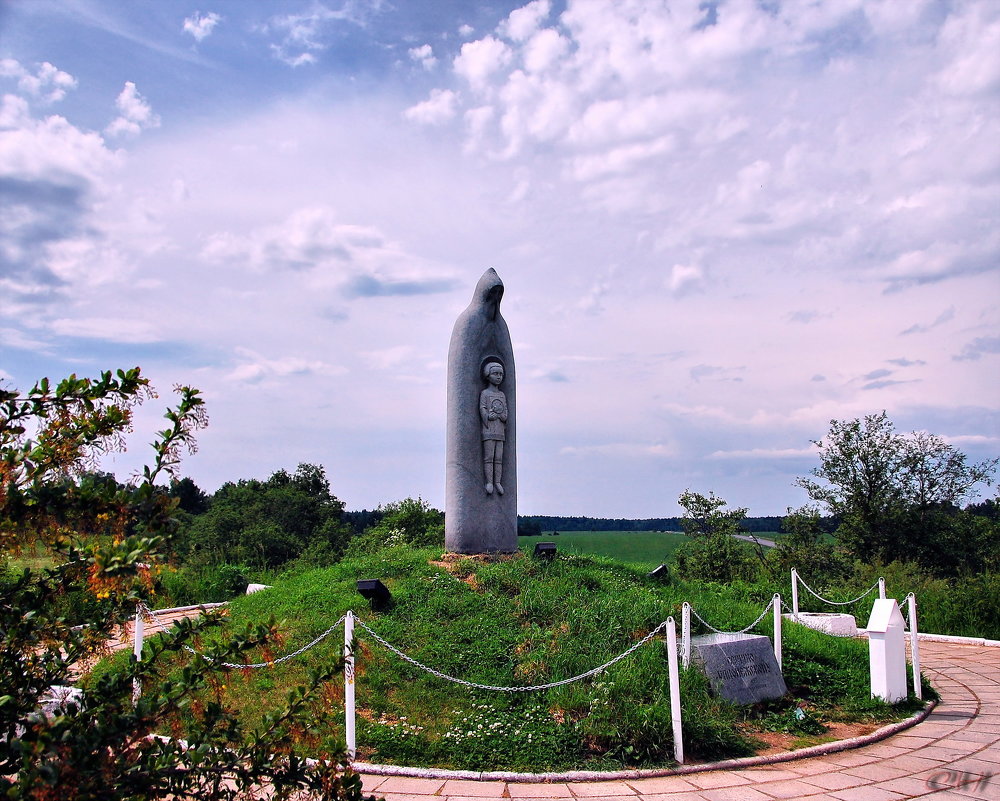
666, 617, 684, 765
791, 569, 799, 617
132, 604, 144, 705
867, 599, 907, 703
772, 594, 782, 670
344, 610, 356, 758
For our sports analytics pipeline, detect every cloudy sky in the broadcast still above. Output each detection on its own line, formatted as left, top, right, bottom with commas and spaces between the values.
1, 0, 998, 518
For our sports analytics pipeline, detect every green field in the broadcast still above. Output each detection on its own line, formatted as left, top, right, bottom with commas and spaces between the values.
520, 530, 688, 566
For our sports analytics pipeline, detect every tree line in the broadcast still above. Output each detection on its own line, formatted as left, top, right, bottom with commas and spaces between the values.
517, 514, 787, 534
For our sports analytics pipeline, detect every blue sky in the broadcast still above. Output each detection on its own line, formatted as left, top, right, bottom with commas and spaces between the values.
1, 0, 998, 517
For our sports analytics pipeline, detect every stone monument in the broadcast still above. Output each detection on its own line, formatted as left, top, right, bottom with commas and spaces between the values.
445, 268, 517, 553
690, 632, 787, 704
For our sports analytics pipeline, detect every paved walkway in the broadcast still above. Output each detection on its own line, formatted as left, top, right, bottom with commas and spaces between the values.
358, 640, 999, 801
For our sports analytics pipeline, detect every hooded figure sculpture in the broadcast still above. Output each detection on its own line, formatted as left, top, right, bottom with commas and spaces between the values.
445, 268, 517, 553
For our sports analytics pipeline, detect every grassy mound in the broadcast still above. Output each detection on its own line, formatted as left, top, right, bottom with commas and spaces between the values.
99, 545, 929, 771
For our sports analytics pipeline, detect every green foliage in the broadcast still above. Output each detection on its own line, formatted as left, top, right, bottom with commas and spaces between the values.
798, 412, 998, 574
157, 563, 255, 605
673, 490, 761, 583
176, 463, 351, 570
348, 497, 443, 553
769, 506, 853, 585
0, 371, 366, 800
148, 544, 909, 771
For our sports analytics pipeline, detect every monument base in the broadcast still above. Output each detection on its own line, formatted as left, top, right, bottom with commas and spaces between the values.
784, 612, 859, 637
690, 633, 787, 704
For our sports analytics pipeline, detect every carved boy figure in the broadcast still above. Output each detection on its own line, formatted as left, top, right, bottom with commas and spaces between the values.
480, 361, 507, 495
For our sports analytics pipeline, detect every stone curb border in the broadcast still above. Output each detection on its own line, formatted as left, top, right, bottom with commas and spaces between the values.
351, 699, 937, 783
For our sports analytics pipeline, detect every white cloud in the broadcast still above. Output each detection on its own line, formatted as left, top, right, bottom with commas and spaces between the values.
361, 345, 414, 370
522, 28, 570, 74
227, 347, 345, 383
264, 3, 377, 66
0, 59, 77, 103
404, 89, 458, 125
708, 447, 816, 461
559, 442, 672, 458
667, 263, 704, 296
408, 44, 437, 70
183, 12, 222, 42
201, 206, 455, 297
933, 3, 1000, 96
105, 82, 160, 137
454, 36, 512, 91
49, 316, 161, 344
502, 0, 552, 42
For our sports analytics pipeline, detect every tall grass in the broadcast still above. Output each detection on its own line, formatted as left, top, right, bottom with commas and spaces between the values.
102, 546, 922, 771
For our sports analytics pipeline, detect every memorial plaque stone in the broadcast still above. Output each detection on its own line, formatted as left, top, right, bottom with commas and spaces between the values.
690, 633, 787, 704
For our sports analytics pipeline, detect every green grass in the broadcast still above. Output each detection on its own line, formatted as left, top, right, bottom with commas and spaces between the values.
522, 530, 688, 566
100, 544, 927, 772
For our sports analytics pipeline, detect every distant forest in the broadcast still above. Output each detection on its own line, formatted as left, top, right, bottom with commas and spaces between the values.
340, 510, 791, 537
515, 515, 788, 535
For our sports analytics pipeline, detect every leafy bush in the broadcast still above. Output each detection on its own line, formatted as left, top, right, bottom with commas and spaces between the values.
347, 497, 444, 554
157, 562, 253, 605
674, 534, 760, 583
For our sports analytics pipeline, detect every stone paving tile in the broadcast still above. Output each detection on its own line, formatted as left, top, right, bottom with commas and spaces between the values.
871, 776, 938, 797
734, 767, 809, 782
445, 797, 529, 801
879, 754, 951, 773
821, 752, 880, 768
911, 745, 986, 763
948, 730, 1000, 744
952, 778, 1000, 800
626, 776, 702, 794
789, 757, 857, 776
798, 772, 869, 791
947, 755, 1000, 776
682, 772, 744, 789
372, 777, 445, 796
376, 794, 440, 801
565, 781, 637, 796
699, 786, 775, 801
361, 774, 388, 793
492, 798, 578, 801
636, 794, 716, 801
440, 779, 508, 797
827, 787, 907, 801
748, 778, 828, 798
859, 744, 917, 758
883, 735, 939, 748
842, 763, 915, 782
507, 784, 572, 798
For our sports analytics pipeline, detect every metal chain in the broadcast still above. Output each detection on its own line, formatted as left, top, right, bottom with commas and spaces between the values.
138, 602, 346, 669
687, 597, 774, 635
354, 618, 670, 692
795, 574, 879, 607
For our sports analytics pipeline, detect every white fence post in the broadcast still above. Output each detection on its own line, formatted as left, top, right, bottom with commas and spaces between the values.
772, 594, 782, 670
878, 577, 886, 600
344, 610, 356, 759
666, 616, 684, 765
791, 569, 799, 617
907, 593, 922, 701
132, 604, 144, 705
681, 602, 691, 669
